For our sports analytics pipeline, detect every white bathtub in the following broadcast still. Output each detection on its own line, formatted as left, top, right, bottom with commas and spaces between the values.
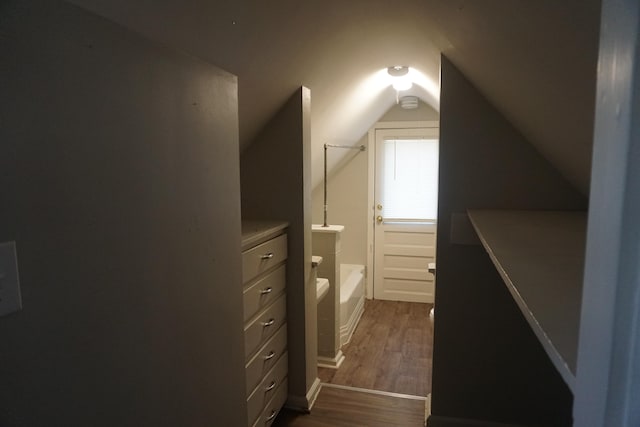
339, 264, 365, 346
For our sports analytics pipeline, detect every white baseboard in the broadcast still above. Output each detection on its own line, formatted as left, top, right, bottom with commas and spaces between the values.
306, 377, 322, 410
317, 350, 345, 369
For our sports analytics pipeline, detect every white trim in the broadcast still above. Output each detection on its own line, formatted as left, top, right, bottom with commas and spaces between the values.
317, 350, 345, 369
574, 1, 640, 425
374, 120, 439, 129
366, 128, 376, 299
320, 382, 427, 401
306, 377, 322, 410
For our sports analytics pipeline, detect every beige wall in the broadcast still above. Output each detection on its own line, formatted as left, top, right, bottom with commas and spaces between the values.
312, 135, 369, 267
312, 100, 439, 271
379, 99, 440, 122
0, 1, 246, 425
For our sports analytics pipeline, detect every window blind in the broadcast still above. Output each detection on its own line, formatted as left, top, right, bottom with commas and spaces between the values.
381, 138, 439, 221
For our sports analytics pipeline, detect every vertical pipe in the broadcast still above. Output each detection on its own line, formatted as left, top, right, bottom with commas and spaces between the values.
323, 143, 328, 227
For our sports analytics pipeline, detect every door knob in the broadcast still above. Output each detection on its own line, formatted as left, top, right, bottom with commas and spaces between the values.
376, 215, 383, 224
377, 204, 383, 211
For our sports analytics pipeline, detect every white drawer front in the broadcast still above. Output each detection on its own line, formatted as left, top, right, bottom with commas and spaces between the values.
243, 265, 286, 322
245, 324, 287, 396
251, 380, 288, 427
246, 353, 288, 427
243, 234, 287, 284
244, 296, 286, 359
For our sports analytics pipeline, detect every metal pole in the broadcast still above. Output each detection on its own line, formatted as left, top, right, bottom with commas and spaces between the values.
323, 143, 328, 227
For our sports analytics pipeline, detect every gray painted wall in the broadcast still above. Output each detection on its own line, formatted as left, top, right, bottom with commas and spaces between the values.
0, 1, 246, 426
429, 57, 587, 426
241, 87, 317, 407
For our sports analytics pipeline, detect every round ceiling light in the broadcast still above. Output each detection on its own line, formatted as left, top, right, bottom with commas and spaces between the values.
387, 66, 413, 91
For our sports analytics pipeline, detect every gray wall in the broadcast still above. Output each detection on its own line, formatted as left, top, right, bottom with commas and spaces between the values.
241, 88, 316, 407
0, 2, 246, 426
429, 57, 587, 426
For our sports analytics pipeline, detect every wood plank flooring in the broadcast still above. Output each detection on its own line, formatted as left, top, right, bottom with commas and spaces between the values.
273, 385, 426, 427
318, 299, 434, 397
274, 299, 433, 426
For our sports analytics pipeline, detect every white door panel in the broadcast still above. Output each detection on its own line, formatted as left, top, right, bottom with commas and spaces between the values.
373, 127, 439, 303
374, 222, 437, 302
385, 255, 436, 269
385, 279, 433, 293
385, 230, 436, 245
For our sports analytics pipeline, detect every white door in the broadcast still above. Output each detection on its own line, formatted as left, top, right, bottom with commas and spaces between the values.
373, 127, 438, 302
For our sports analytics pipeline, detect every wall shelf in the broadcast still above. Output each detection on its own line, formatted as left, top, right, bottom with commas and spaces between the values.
467, 210, 587, 391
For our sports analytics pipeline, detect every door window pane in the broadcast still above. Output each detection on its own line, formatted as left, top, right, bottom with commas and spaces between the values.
381, 138, 439, 221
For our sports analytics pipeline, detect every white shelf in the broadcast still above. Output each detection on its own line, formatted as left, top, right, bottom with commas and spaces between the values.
467, 210, 587, 391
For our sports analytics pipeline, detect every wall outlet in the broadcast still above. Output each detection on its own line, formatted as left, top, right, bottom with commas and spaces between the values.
0, 241, 22, 316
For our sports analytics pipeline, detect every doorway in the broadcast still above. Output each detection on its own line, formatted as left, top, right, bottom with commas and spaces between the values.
369, 124, 439, 303
309, 120, 438, 424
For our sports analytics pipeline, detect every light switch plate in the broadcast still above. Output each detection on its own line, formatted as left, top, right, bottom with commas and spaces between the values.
0, 241, 22, 316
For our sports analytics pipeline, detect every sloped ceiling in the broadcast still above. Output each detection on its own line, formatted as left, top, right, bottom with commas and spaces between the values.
68, 0, 600, 195
426, 1, 601, 196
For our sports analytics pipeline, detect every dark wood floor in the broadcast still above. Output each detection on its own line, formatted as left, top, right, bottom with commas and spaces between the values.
318, 299, 434, 397
273, 385, 426, 427
273, 299, 433, 426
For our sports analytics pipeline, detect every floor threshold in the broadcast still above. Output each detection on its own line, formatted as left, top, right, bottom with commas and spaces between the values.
320, 383, 427, 401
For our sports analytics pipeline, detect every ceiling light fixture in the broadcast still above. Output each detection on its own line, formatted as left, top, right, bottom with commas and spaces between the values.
387, 66, 413, 91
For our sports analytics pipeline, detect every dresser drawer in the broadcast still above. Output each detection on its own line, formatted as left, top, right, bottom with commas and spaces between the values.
251, 380, 288, 427
244, 296, 286, 359
243, 234, 287, 283
247, 353, 288, 427
245, 324, 287, 395
244, 265, 286, 322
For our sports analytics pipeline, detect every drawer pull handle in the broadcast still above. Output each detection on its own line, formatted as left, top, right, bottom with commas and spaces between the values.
260, 287, 273, 295
261, 253, 275, 260
262, 351, 276, 361
261, 319, 275, 327
266, 409, 277, 422
265, 380, 276, 392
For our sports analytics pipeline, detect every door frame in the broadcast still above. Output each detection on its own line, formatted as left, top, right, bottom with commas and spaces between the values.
366, 120, 439, 299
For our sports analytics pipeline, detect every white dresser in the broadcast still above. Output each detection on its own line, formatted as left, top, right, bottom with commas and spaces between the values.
241, 221, 289, 427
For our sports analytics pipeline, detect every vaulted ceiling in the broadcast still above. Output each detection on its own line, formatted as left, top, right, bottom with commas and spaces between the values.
68, 0, 601, 195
